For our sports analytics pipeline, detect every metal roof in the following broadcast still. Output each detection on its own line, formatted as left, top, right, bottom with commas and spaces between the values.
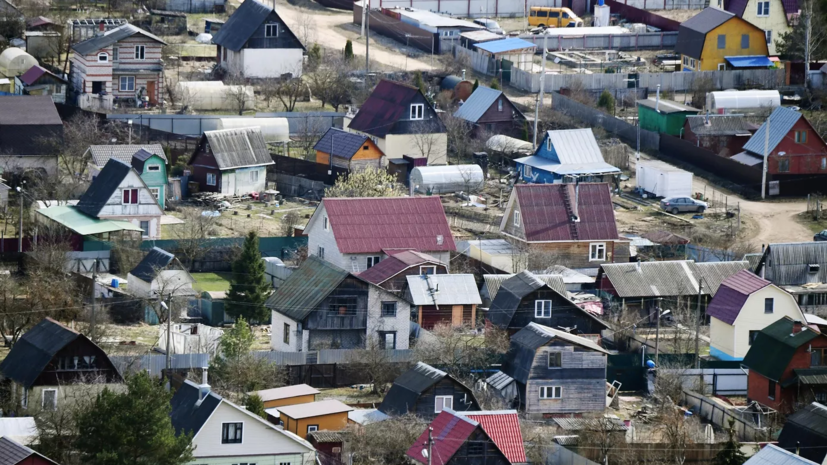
89, 144, 166, 168
475, 37, 536, 54
730, 151, 763, 166
278, 400, 354, 419
19, 65, 66, 86
675, 8, 734, 59
348, 80, 445, 138
484, 371, 515, 390
758, 242, 827, 286
552, 417, 629, 431
406, 274, 482, 306
744, 107, 802, 155
252, 384, 319, 402
460, 410, 526, 463
744, 444, 819, 465
454, 86, 502, 123
523, 322, 609, 353
686, 115, 755, 136
313, 127, 372, 159
308, 431, 346, 443
705, 270, 772, 325
599, 260, 748, 298
36, 205, 143, 235
0, 95, 61, 125
358, 250, 444, 285
793, 368, 827, 385
695, 260, 751, 296
380, 362, 477, 416
515, 155, 620, 176
265, 256, 350, 322
394, 8, 482, 29
76, 158, 133, 218
0, 437, 56, 465
777, 403, 827, 464
725, 55, 773, 68
460, 30, 503, 42
210, 0, 270, 51
407, 410, 479, 465
203, 127, 274, 170
742, 317, 821, 381
347, 408, 390, 425
483, 274, 567, 302
545, 128, 608, 165
72, 24, 166, 55
636, 98, 698, 114
110, 353, 209, 377
169, 380, 223, 437
129, 247, 175, 282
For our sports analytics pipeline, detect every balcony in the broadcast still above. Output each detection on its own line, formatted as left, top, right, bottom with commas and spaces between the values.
306, 311, 367, 330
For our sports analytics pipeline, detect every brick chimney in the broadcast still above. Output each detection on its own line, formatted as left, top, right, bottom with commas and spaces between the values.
792, 320, 803, 335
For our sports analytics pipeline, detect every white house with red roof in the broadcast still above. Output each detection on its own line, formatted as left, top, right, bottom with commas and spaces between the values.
305, 197, 456, 274
707, 269, 808, 361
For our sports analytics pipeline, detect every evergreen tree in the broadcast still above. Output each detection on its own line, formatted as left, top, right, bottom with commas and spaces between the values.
74, 372, 193, 465
472, 79, 479, 91
490, 78, 500, 90
413, 71, 427, 95
713, 420, 747, 465
244, 394, 267, 419
344, 40, 354, 61
598, 89, 616, 115
225, 231, 271, 322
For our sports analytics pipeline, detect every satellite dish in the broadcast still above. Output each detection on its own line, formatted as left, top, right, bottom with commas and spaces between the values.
421, 450, 429, 458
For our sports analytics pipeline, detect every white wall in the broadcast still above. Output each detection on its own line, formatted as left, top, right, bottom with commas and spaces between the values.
243, 48, 303, 78
127, 274, 153, 298
271, 311, 300, 351
367, 286, 411, 349
730, 285, 806, 359
306, 204, 348, 270
232, 166, 268, 196
97, 169, 163, 237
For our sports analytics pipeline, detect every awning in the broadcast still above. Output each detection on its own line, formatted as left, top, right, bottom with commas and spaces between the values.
725, 56, 773, 68
730, 151, 763, 166
37, 205, 143, 236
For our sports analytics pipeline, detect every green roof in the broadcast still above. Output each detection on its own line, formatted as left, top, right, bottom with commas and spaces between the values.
742, 317, 820, 382
264, 256, 350, 321
782, 368, 827, 388
36, 205, 144, 235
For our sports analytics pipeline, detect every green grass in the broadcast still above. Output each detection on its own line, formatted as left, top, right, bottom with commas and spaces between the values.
796, 211, 827, 234
192, 272, 233, 292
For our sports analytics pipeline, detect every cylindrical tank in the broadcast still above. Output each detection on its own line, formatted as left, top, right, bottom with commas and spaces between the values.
219, 118, 290, 143
410, 165, 485, 194
707, 90, 781, 113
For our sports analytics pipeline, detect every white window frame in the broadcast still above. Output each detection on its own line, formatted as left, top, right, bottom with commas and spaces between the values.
514, 210, 521, 227
250, 170, 259, 183
206, 172, 217, 186
535, 300, 552, 318
718, 63, 726, 71
366, 256, 381, 268
119, 76, 135, 92
323, 216, 329, 231
147, 164, 161, 172
134, 45, 145, 60
524, 165, 532, 178
149, 187, 160, 200
539, 386, 562, 399
318, 246, 325, 259
307, 425, 319, 434
498, 99, 503, 112
221, 421, 244, 444
113, 47, 119, 61
42, 389, 57, 410
265, 23, 279, 37
140, 221, 150, 238
434, 395, 453, 413
97, 52, 108, 62
410, 104, 425, 120
757, 0, 769, 16
122, 188, 139, 205
765, 30, 772, 45
420, 265, 436, 275
589, 242, 606, 261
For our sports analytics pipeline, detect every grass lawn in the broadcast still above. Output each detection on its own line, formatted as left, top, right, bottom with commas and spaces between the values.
795, 211, 827, 235
192, 272, 233, 292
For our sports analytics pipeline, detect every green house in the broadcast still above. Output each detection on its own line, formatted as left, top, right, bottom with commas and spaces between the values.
87, 144, 168, 210
130, 148, 168, 209
637, 98, 699, 136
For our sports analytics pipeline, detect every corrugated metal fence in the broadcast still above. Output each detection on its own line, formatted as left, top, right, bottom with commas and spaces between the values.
106, 112, 343, 138
110, 353, 210, 377
515, 31, 679, 51
251, 348, 415, 365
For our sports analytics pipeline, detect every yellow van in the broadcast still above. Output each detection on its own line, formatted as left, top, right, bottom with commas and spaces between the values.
528, 7, 584, 28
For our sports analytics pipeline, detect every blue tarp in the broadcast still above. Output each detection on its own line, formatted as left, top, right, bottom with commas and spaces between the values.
475, 37, 536, 54
725, 55, 773, 68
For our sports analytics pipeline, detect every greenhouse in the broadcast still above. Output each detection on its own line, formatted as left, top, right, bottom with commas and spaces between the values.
176, 81, 255, 111
219, 118, 289, 143
0, 48, 38, 77
410, 165, 485, 194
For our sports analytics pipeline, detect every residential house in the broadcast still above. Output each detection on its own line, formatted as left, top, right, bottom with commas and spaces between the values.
675, 7, 770, 71
252, 384, 319, 409
406, 409, 527, 465
188, 127, 274, 196
499, 183, 630, 269
266, 256, 412, 351
474, 38, 537, 72
0, 318, 123, 413
487, 270, 608, 335
482, 272, 593, 305
213, 0, 305, 78
358, 250, 448, 294
706, 269, 808, 361
0, 437, 59, 465
69, 24, 166, 110
723, 0, 800, 55
742, 444, 818, 465
313, 127, 385, 172
87, 144, 166, 178
379, 362, 480, 420
682, 114, 756, 157
277, 400, 353, 439
637, 98, 699, 136
457, 239, 523, 274
305, 196, 456, 274
170, 379, 315, 465
16, 65, 68, 104
514, 130, 620, 184
127, 247, 196, 300
75, 158, 164, 239
755, 242, 827, 313
0, 417, 37, 445
405, 274, 482, 329
739, 108, 827, 195
131, 149, 168, 209
496, 323, 610, 416
776, 402, 827, 464
345, 80, 447, 165
0, 95, 62, 176
742, 317, 827, 412
453, 86, 526, 138
35, 204, 144, 242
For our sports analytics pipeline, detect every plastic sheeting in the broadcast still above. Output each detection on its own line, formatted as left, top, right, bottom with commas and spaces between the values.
410, 164, 484, 194
0, 48, 37, 77
176, 81, 255, 111
708, 90, 780, 112
219, 117, 289, 143
485, 134, 533, 155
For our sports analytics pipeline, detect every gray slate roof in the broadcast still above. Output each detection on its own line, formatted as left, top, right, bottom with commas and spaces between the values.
758, 242, 827, 286
744, 107, 802, 155
170, 379, 222, 437
313, 127, 371, 159
89, 144, 166, 168
544, 128, 606, 165
674, 8, 734, 59
485, 371, 515, 390
686, 115, 755, 136
744, 444, 818, 465
204, 127, 274, 170
72, 24, 166, 55
483, 274, 567, 302
76, 158, 132, 218
406, 274, 482, 306
130, 247, 174, 282
777, 403, 827, 464
0, 318, 87, 388
454, 86, 502, 123
0, 437, 56, 465
0, 95, 61, 126
598, 260, 748, 298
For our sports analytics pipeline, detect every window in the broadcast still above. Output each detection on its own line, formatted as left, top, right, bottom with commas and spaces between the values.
764, 298, 774, 313
112, 47, 119, 61
222, 422, 243, 444
757, 0, 769, 16
283, 323, 290, 345
149, 187, 160, 200
250, 170, 259, 183
535, 300, 552, 318
318, 246, 325, 259
547, 137, 553, 151
381, 301, 397, 317
98, 52, 108, 62
435, 395, 453, 413
811, 348, 827, 366
307, 425, 319, 434
265, 23, 278, 37
420, 265, 436, 275
524, 165, 532, 178
140, 221, 150, 237
122, 188, 139, 204
363, 145, 369, 151
514, 210, 521, 227
329, 296, 357, 315
778, 158, 790, 172
323, 216, 329, 231
822, 158, 826, 170
717, 34, 726, 49
134, 45, 145, 60
765, 30, 772, 44
810, 264, 821, 273
539, 386, 562, 399
548, 352, 562, 368
718, 63, 727, 71
206, 173, 217, 186
147, 164, 161, 172
749, 330, 760, 345
795, 130, 808, 143
119, 76, 135, 91
537, 9, 548, 17
378, 331, 396, 349
366, 256, 381, 268
768, 380, 776, 400
42, 389, 57, 411
20, 386, 27, 409
590, 243, 606, 261
741, 34, 750, 49
498, 99, 503, 112
410, 104, 424, 120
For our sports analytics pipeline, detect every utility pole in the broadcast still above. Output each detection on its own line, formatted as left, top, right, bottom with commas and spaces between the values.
365, 1, 370, 83
17, 188, 22, 253
360, 0, 367, 37
90, 258, 98, 341
761, 115, 770, 199
655, 297, 662, 367
427, 427, 434, 465
532, 31, 548, 150
162, 299, 171, 390
695, 279, 703, 369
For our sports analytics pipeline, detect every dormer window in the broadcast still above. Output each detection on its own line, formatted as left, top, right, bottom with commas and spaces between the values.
809, 264, 820, 273
97, 52, 108, 62
265, 23, 278, 37
410, 104, 424, 120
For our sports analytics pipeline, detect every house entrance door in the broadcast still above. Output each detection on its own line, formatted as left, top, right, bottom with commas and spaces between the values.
147, 81, 156, 104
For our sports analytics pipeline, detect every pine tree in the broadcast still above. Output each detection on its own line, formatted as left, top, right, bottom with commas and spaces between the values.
226, 231, 271, 322
344, 40, 354, 61
472, 79, 479, 91
244, 394, 267, 419
413, 71, 427, 95
713, 420, 747, 465
490, 78, 500, 90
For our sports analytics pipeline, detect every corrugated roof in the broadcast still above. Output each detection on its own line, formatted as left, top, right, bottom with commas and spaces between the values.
89, 144, 167, 168
637, 98, 698, 114
743, 444, 818, 465
129, 247, 175, 282
348, 80, 445, 138
777, 403, 827, 464
742, 317, 822, 381
313, 127, 372, 159
170, 380, 222, 437
731, 151, 764, 166
358, 250, 444, 285
203, 127, 274, 170
641, 230, 690, 245
744, 107, 802, 155
0, 95, 61, 125
517, 154, 621, 176
686, 115, 755, 136
380, 362, 476, 416
793, 368, 827, 385
454, 86, 502, 123
252, 384, 319, 402
76, 158, 133, 218
476, 37, 536, 54
36, 205, 143, 235
406, 274, 481, 306
484, 274, 568, 302
321, 197, 456, 254
484, 371, 515, 390
0, 437, 56, 465
599, 260, 748, 298
265, 256, 350, 322
72, 24, 166, 55
545, 129, 607, 165
19, 65, 66, 86
461, 410, 527, 463
725, 55, 773, 68
278, 399, 353, 419
407, 409, 479, 465
553, 417, 629, 431
759, 242, 827, 286
212, 0, 271, 51
308, 430, 346, 443
706, 269, 772, 325
675, 8, 734, 59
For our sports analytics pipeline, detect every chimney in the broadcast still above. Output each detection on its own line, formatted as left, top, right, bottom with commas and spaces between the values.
202, 369, 209, 386
97, 21, 105, 36
655, 84, 661, 112
792, 320, 803, 335
197, 384, 211, 402
796, 441, 801, 456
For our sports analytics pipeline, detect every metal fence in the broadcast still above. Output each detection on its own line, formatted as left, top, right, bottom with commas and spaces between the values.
539, 69, 786, 93
515, 31, 678, 51
106, 112, 343, 138
660, 368, 748, 395
110, 353, 210, 377
454, 46, 495, 76
610, 0, 706, 9
682, 390, 770, 441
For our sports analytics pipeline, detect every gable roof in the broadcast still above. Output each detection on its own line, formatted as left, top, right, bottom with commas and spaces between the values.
407, 409, 479, 465
348, 80, 443, 138
454, 86, 504, 123
72, 23, 166, 55
742, 317, 822, 381
277, 399, 354, 420
777, 403, 827, 464
252, 384, 319, 402
744, 107, 803, 155
706, 269, 772, 325
170, 380, 222, 437
265, 256, 350, 321
203, 127, 274, 170
318, 197, 456, 254
313, 127, 373, 159
0, 95, 61, 126
212, 0, 303, 52
744, 444, 818, 465
379, 362, 476, 415
483, 273, 568, 302
89, 144, 167, 168
19, 65, 67, 86
686, 115, 756, 136
757, 242, 827, 286
509, 183, 620, 242
76, 158, 133, 217
406, 274, 482, 306
129, 247, 175, 282
598, 260, 749, 298
543, 129, 607, 165
460, 410, 526, 463
675, 8, 735, 59
0, 437, 57, 465
358, 250, 444, 285
475, 37, 537, 54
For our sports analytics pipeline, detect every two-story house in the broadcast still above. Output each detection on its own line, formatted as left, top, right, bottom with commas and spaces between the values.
675, 7, 770, 71
405, 274, 482, 329
305, 196, 456, 274
345, 80, 447, 165
722, 0, 800, 55
188, 127, 274, 197
379, 362, 480, 420
754, 242, 827, 314
86, 144, 168, 207
212, 0, 305, 78
75, 158, 164, 239
266, 256, 411, 351
514, 129, 620, 184
69, 24, 166, 110
0, 318, 123, 414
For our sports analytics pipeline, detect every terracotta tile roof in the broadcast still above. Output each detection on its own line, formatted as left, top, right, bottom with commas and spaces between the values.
358, 250, 444, 285
406, 410, 478, 465
323, 197, 456, 254
706, 269, 771, 325
514, 183, 619, 242
461, 411, 526, 463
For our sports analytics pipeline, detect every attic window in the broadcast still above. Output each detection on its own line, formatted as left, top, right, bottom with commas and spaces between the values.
147, 164, 161, 172
547, 137, 552, 151
97, 52, 108, 62
410, 104, 424, 120
265, 23, 278, 37
809, 264, 820, 273
436, 235, 444, 245
363, 145, 369, 151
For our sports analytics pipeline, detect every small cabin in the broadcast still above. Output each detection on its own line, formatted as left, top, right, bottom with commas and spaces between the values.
379, 362, 480, 421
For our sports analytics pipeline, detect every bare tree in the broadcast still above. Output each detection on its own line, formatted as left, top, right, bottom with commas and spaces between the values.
442, 113, 473, 164
170, 207, 219, 270
414, 324, 509, 384
411, 121, 443, 163
224, 75, 254, 115
279, 211, 300, 237
276, 77, 306, 112
325, 167, 406, 198
344, 414, 427, 465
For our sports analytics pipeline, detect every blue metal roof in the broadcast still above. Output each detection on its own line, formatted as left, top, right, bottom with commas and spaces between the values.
475, 37, 536, 54
743, 106, 802, 155
454, 86, 502, 123
725, 55, 773, 68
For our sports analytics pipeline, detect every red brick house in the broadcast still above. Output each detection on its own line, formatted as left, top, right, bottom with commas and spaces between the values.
742, 317, 827, 413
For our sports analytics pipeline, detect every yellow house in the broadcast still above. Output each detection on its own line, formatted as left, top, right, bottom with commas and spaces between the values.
710, 0, 799, 55
314, 127, 385, 172
251, 384, 319, 409
675, 8, 770, 71
278, 400, 354, 439
706, 269, 807, 361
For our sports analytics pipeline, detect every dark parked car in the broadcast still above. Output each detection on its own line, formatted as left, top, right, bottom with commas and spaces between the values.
660, 197, 708, 214
815, 230, 827, 241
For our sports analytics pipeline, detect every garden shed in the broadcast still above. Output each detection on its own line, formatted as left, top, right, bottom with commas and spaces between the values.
637, 97, 698, 136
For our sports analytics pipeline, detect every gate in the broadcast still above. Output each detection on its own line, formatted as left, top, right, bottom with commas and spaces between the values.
287, 364, 337, 388
500, 59, 513, 83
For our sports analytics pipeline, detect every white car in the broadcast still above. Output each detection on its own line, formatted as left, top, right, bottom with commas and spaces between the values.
473, 18, 504, 34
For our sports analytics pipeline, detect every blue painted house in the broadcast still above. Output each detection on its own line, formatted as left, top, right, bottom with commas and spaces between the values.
131, 149, 168, 209
515, 129, 620, 184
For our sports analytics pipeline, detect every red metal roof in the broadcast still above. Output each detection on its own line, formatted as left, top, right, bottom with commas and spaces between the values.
514, 183, 619, 242
323, 197, 456, 254
19, 65, 66, 86
463, 411, 527, 464
347, 80, 420, 138
406, 411, 478, 465
358, 250, 443, 285
706, 269, 771, 325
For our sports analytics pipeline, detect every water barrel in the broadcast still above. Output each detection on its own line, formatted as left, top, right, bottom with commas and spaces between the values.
111, 278, 119, 288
